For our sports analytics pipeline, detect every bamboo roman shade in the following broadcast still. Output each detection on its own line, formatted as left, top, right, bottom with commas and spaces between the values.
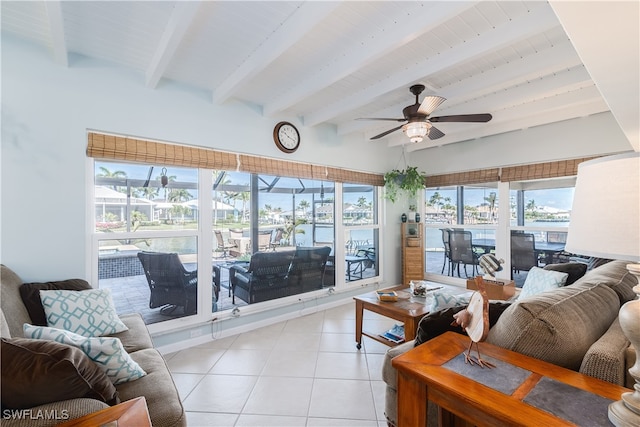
426, 157, 600, 187
87, 132, 383, 186
500, 157, 600, 182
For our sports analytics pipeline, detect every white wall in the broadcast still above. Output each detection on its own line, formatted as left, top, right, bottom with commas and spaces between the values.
1, 36, 401, 282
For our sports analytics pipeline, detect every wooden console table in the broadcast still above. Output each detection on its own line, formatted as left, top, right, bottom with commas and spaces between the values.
392, 332, 631, 427
57, 397, 151, 427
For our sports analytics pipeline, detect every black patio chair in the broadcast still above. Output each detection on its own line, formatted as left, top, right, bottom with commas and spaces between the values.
510, 232, 540, 277
289, 246, 331, 292
137, 251, 198, 315
440, 228, 453, 275
448, 229, 480, 278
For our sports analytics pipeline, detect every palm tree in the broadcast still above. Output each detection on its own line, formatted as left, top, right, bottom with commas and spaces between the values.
238, 191, 250, 223
97, 166, 127, 191
298, 200, 310, 218
134, 186, 159, 200
484, 192, 497, 221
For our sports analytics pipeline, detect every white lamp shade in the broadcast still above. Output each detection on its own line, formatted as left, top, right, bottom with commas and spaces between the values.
565, 152, 640, 262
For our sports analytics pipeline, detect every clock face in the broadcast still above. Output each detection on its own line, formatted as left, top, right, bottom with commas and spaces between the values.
274, 122, 300, 153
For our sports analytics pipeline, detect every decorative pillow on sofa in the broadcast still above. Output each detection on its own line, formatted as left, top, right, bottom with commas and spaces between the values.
39, 288, 128, 337
414, 302, 512, 347
543, 262, 587, 286
1, 337, 119, 409
20, 279, 93, 326
519, 267, 568, 299
24, 324, 146, 385
425, 290, 472, 312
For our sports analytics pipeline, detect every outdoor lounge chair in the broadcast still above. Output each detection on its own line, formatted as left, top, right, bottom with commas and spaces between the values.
229, 251, 295, 304
269, 228, 284, 250
137, 251, 199, 315
288, 246, 331, 292
258, 230, 272, 251
214, 230, 237, 258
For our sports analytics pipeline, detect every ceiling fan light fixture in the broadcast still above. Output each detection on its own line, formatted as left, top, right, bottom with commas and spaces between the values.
403, 122, 429, 143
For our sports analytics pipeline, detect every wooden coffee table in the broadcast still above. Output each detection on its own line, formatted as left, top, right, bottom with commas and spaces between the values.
392, 331, 631, 427
353, 283, 466, 349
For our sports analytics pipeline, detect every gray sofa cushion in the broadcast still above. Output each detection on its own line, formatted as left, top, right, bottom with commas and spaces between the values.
486, 282, 619, 370
0, 265, 33, 338
120, 348, 187, 427
581, 260, 637, 305
543, 262, 587, 285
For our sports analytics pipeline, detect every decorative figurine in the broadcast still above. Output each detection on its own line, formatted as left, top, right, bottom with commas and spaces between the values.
415, 212, 420, 223
451, 277, 494, 368
401, 213, 407, 223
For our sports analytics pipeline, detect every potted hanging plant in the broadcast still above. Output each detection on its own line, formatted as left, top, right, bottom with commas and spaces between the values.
383, 166, 427, 203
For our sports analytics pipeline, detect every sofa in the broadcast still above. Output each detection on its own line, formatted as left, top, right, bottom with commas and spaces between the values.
381, 260, 637, 426
230, 246, 331, 304
0, 265, 186, 427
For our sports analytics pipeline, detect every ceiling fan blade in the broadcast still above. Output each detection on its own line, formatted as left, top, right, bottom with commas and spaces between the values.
430, 113, 492, 123
428, 126, 445, 140
370, 124, 404, 140
356, 117, 406, 122
417, 95, 446, 115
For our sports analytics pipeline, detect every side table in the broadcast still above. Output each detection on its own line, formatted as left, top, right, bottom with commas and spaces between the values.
57, 396, 151, 427
392, 332, 631, 427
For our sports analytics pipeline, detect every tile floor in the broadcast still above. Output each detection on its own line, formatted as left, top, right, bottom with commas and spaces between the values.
165, 300, 397, 426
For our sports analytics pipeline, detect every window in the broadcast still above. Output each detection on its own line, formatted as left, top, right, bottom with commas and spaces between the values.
95, 162, 200, 325
343, 183, 379, 281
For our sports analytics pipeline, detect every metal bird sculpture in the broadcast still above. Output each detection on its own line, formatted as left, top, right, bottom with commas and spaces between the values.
451, 277, 494, 368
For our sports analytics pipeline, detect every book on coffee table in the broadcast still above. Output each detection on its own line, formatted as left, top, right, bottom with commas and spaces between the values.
380, 324, 405, 343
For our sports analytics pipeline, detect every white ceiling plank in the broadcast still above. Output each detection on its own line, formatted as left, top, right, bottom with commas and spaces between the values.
407, 97, 609, 151
317, 5, 560, 130
213, 1, 342, 105
265, 1, 479, 119
145, 1, 201, 89
337, 43, 583, 136
45, 1, 68, 66
551, 1, 639, 151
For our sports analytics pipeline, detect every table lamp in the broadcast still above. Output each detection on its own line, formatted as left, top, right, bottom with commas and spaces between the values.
564, 152, 640, 427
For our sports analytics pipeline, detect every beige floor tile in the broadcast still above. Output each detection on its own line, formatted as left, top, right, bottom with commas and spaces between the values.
275, 331, 322, 351
183, 374, 257, 413
186, 411, 238, 426
307, 418, 379, 426
365, 353, 385, 381
282, 311, 325, 333
322, 317, 356, 333
323, 302, 355, 319
261, 350, 318, 377
171, 372, 205, 400
209, 349, 271, 375
318, 332, 359, 353
315, 351, 370, 380
308, 378, 377, 420
370, 380, 388, 421
167, 348, 226, 374
242, 376, 314, 416
235, 414, 307, 426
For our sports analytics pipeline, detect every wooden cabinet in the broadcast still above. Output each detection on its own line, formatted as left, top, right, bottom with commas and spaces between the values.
401, 222, 424, 284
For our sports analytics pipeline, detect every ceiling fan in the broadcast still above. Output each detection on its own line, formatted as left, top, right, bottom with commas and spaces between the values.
357, 84, 492, 143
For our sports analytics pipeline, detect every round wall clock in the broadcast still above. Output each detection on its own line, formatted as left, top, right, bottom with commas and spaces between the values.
273, 121, 300, 153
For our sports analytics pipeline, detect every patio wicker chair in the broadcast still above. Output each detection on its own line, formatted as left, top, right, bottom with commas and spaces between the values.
440, 228, 453, 275
269, 228, 284, 251
289, 246, 331, 292
137, 251, 199, 315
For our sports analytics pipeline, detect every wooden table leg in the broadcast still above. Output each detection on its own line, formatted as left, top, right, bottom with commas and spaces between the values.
397, 370, 428, 427
355, 299, 363, 349
404, 316, 420, 341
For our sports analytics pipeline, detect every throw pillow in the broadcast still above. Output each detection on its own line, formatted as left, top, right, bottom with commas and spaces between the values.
1, 337, 119, 409
24, 324, 146, 385
543, 262, 587, 286
20, 279, 93, 326
414, 302, 512, 347
425, 290, 472, 312
39, 288, 128, 337
519, 267, 568, 299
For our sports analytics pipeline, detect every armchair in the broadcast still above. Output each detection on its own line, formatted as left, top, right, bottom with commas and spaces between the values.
230, 251, 295, 304
511, 232, 540, 276
137, 252, 198, 315
448, 229, 479, 277
288, 246, 331, 292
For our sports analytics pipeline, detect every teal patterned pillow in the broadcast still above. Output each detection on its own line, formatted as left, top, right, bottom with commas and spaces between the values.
39, 288, 128, 337
23, 324, 146, 385
426, 291, 472, 312
519, 266, 569, 299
